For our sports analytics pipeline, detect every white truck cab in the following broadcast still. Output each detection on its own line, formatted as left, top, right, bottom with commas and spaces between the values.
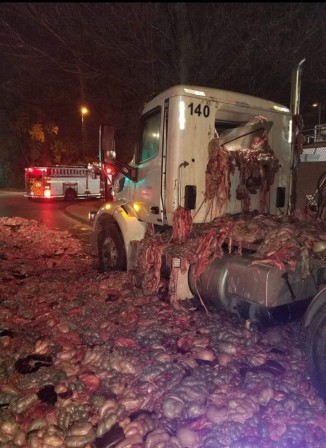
111, 85, 291, 225
91, 85, 292, 272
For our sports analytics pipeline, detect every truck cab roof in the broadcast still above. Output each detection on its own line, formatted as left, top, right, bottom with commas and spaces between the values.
144, 84, 290, 116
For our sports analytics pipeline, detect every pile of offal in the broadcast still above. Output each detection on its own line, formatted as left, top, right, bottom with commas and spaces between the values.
136, 206, 326, 318
1, 216, 326, 448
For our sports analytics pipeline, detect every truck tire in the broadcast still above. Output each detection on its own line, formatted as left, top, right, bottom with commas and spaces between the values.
306, 302, 326, 401
65, 189, 77, 202
99, 224, 126, 272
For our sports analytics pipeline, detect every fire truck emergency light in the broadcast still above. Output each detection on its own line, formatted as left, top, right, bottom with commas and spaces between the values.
105, 165, 116, 175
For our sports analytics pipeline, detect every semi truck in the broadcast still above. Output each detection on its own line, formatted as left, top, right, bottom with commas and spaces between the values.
89, 61, 326, 401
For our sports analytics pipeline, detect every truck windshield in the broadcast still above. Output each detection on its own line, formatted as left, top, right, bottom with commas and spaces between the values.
138, 108, 161, 163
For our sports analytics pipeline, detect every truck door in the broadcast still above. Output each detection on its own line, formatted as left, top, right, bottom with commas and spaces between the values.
133, 105, 167, 225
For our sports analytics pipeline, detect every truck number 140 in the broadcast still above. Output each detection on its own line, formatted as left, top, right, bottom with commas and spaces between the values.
188, 103, 210, 118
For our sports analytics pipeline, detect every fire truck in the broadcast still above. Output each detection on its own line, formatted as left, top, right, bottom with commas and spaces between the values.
89, 61, 326, 401
25, 163, 102, 201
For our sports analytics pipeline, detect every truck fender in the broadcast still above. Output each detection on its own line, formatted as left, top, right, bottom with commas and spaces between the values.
304, 286, 326, 328
92, 200, 146, 270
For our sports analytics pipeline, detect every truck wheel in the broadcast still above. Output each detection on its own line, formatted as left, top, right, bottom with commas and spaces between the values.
65, 189, 77, 202
306, 302, 326, 401
99, 224, 126, 272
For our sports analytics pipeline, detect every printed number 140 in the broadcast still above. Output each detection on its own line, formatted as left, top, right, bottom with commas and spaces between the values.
188, 103, 210, 118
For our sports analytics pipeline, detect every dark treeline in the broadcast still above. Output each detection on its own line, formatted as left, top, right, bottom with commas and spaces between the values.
0, 3, 325, 187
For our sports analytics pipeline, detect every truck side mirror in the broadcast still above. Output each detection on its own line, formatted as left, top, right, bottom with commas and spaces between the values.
100, 125, 116, 163
99, 123, 138, 182
106, 150, 116, 161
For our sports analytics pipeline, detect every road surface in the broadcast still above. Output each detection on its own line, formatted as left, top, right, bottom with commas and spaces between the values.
0, 190, 102, 242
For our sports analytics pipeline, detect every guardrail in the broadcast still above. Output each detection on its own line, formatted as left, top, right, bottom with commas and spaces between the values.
302, 124, 326, 144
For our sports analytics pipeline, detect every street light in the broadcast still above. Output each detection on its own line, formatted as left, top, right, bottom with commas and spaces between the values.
312, 102, 321, 126
81, 106, 89, 159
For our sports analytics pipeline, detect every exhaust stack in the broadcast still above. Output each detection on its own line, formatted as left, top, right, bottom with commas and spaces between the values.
290, 58, 305, 115
288, 58, 305, 214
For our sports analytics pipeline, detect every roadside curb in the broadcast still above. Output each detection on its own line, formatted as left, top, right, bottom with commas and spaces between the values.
64, 202, 102, 227
64, 207, 91, 226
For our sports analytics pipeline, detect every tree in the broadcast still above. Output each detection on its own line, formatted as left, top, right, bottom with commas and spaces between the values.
0, 3, 325, 186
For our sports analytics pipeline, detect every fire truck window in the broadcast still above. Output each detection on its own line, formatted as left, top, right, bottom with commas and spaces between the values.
139, 109, 161, 163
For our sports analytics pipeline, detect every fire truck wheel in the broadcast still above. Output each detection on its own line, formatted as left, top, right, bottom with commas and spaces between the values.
99, 224, 126, 272
65, 189, 77, 202
306, 302, 326, 402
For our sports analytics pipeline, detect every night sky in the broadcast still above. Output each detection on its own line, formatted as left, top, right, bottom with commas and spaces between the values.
0, 3, 325, 186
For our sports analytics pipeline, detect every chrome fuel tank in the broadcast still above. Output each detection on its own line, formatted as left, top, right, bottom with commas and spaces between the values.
188, 253, 318, 315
